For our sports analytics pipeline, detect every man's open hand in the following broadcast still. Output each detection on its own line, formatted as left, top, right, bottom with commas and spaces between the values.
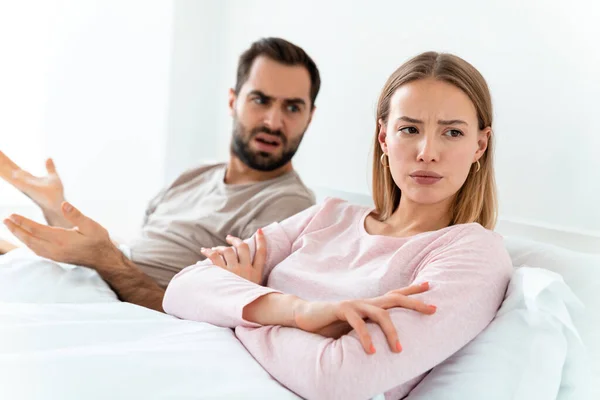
3, 201, 119, 268
0, 151, 70, 227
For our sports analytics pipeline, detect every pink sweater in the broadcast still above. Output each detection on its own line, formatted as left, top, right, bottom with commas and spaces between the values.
163, 198, 513, 400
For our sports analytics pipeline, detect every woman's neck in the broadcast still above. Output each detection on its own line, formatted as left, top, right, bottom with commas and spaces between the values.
378, 197, 453, 238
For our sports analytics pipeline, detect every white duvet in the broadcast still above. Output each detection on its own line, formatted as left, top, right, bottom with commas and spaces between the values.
0, 249, 299, 400
1, 247, 593, 400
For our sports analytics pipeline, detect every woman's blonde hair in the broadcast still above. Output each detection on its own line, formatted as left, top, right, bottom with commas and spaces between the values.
372, 52, 497, 229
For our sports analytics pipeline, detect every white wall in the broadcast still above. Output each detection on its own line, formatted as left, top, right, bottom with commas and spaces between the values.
164, 0, 224, 183
202, 0, 600, 237
0, 1, 53, 209
2, 0, 598, 245
1, 0, 173, 241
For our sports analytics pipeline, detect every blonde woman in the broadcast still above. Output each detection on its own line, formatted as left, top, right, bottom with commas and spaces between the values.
163, 52, 512, 400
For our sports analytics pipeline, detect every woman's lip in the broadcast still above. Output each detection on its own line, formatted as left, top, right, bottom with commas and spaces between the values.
410, 170, 442, 178
411, 176, 442, 185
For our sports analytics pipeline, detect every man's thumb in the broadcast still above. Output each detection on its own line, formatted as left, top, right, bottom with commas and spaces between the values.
61, 202, 94, 233
46, 158, 57, 174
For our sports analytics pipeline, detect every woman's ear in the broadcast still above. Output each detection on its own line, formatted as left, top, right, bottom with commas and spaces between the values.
474, 127, 491, 161
378, 118, 388, 154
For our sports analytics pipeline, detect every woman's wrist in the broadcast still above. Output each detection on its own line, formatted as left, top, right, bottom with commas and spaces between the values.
243, 293, 307, 327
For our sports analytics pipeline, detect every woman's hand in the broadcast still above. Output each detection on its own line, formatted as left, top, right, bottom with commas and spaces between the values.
295, 282, 437, 354
200, 229, 267, 285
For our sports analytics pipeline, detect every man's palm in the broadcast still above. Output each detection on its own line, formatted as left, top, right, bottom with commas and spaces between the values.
0, 151, 68, 226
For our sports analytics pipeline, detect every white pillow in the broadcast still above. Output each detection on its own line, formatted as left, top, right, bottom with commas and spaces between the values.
0, 248, 117, 303
404, 267, 591, 400
503, 236, 600, 388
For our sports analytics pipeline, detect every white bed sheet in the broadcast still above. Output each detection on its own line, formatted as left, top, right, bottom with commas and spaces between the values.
0, 250, 299, 400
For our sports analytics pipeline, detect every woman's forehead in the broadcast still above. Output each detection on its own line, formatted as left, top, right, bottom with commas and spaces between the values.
389, 79, 477, 122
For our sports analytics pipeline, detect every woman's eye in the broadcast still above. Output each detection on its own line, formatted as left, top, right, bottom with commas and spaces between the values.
399, 126, 418, 134
444, 129, 463, 138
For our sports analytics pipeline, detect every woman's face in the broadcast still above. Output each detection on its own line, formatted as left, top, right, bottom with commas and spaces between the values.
379, 78, 490, 206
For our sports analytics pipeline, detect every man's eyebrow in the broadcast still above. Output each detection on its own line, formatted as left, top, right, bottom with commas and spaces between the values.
283, 98, 306, 106
248, 90, 306, 105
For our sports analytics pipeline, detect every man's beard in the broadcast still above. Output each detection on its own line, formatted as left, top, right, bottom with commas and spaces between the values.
230, 117, 305, 172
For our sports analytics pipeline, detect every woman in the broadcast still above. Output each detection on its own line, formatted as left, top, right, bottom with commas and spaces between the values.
163, 52, 513, 400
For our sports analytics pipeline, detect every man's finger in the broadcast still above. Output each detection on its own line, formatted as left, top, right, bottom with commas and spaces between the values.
0, 150, 21, 180
6, 214, 55, 242
61, 202, 97, 235
4, 218, 48, 251
45, 158, 57, 174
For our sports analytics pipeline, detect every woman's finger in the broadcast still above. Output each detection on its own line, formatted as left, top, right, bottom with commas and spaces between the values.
391, 281, 430, 296
368, 294, 436, 314
358, 303, 401, 353
344, 309, 375, 355
221, 247, 239, 269
315, 321, 353, 339
375, 294, 436, 315
253, 228, 267, 271
226, 235, 251, 266
211, 246, 230, 253
200, 248, 226, 268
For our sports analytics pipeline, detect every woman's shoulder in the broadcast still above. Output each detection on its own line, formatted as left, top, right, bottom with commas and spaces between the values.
291, 197, 371, 231
316, 196, 372, 218
436, 222, 504, 245
431, 223, 512, 271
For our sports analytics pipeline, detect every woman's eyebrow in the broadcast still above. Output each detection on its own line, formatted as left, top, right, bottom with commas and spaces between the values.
438, 119, 468, 126
396, 116, 468, 126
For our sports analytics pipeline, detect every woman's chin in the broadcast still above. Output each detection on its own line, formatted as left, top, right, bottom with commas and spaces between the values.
402, 190, 450, 206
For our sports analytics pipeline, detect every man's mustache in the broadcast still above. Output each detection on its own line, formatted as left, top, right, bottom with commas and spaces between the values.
250, 126, 286, 144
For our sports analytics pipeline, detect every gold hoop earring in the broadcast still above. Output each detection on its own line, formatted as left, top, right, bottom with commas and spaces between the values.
475, 160, 481, 172
380, 153, 389, 168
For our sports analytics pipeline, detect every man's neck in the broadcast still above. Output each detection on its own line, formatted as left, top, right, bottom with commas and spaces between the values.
224, 155, 293, 185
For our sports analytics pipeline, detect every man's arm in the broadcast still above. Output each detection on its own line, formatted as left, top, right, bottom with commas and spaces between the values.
92, 246, 165, 312
3, 201, 165, 312
0, 239, 19, 254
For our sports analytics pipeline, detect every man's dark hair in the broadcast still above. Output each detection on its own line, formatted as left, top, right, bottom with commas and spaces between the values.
234, 37, 321, 108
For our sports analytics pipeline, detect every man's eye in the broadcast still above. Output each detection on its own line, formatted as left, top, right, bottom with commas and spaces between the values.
253, 97, 267, 105
287, 104, 300, 113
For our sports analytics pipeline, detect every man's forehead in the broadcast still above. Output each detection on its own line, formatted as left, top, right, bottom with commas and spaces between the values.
242, 56, 311, 101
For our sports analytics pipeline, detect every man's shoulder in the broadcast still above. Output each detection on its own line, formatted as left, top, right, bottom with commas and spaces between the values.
261, 170, 315, 204
169, 162, 225, 188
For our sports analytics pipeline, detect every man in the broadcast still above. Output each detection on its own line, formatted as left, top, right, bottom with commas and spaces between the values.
0, 37, 320, 312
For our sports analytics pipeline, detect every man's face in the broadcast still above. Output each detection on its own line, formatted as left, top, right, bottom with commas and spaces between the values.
229, 56, 314, 171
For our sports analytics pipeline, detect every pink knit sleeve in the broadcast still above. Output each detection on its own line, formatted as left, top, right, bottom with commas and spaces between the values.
162, 204, 321, 327
234, 225, 513, 400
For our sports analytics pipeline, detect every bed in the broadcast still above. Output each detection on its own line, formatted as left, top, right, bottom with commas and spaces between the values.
0, 189, 597, 399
